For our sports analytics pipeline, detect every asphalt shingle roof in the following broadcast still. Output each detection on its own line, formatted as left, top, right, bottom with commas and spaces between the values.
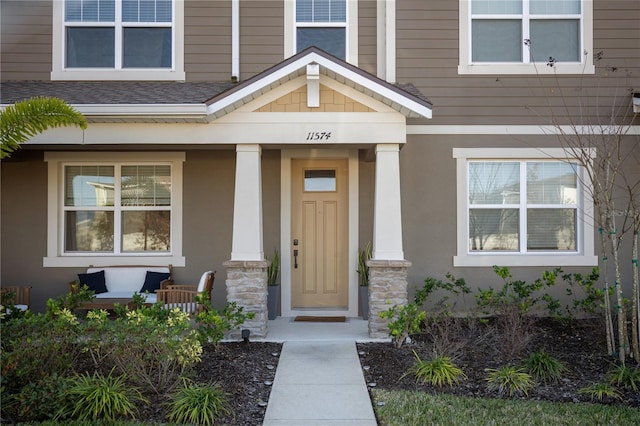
0, 81, 234, 105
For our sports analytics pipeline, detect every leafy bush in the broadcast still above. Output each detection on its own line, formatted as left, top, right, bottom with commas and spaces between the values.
607, 364, 640, 391
485, 366, 534, 397
89, 306, 203, 395
401, 351, 466, 387
578, 382, 622, 401
381, 274, 469, 348
521, 351, 566, 383
195, 299, 256, 345
475, 267, 561, 357
561, 268, 604, 317
56, 370, 146, 422
167, 380, 232, 425
7, 373, 73, 422
1, 310, 81, 395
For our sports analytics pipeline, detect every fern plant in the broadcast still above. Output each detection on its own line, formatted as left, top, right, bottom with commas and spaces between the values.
402, 350, 467, 387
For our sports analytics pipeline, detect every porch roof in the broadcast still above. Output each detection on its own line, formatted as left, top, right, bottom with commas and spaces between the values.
0, 48, 432, 123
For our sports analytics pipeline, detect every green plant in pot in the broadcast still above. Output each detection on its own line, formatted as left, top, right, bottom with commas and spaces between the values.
266, 249, 280, 320
357, 242, 372, 319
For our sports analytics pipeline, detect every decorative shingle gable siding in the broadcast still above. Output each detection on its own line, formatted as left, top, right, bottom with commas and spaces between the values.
255, 85, 374, 113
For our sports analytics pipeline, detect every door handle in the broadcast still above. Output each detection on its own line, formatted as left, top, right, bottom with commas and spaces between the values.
293, 249, 299, 269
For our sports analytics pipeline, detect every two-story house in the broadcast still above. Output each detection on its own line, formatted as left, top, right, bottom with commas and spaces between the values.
1, 1, 638, 338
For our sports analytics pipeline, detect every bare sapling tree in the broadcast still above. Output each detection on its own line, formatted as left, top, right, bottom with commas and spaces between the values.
525, 45, 639, 364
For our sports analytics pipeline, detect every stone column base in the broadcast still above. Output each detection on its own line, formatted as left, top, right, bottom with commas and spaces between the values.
223, 260, 269, 339
367, 259, 411, 339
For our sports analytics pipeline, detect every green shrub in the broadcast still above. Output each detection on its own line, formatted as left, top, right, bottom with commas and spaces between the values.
105, 307, 202, 395
485, 366, 534, 397
56, 370, 146, 422
475, 266, 561, 357
578, 382, 622, 401
607, 364, 640, 391
7, 373, 73, 422
195, 300, 255, 345
522, 351, 566, 383
381, 274, 469, 349
167, 380, 231, 425
401, 350, 467, 387
1, 311, 81, 394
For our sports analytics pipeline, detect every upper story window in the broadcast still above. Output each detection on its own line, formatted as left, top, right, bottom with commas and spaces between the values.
44, 152, 186, 267
285, 0, 358, 64
52, 0, 185, 80
459, 0, 594, 75
453, 148, 597, 267
296, 0, 346, 59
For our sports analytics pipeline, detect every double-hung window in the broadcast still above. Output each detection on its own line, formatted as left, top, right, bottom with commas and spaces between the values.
453, 148, 597, 267
45, 152, 185, 267
286, 0, 357, 63
52, 0, 185, 80
459, 0, 594, 74
296, 0, 347, 59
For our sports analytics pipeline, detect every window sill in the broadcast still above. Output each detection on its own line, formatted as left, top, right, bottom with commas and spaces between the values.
453, 254, 598, 268
44, 256, 186, 268
51, 69, 186, 82
458, 63, 595, 75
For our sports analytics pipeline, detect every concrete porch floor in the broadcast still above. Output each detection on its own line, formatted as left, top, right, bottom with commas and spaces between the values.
253, 317, 389, 343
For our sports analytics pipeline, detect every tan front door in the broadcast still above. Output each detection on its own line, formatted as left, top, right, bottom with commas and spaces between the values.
291, 158, 349, 308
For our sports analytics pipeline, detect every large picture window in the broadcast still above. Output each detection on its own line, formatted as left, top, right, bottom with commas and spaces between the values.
453, 148, 597, 267
459, 0, 594, 75
45, 153, 185, 267
52, 0, 184, 80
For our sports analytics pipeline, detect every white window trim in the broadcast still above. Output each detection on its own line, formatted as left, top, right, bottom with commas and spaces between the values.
51, 0, 185, 81
284, 0, 358, 65
453, 148, 597, 267
458, 0, 594, 75
44, 152, 186, 267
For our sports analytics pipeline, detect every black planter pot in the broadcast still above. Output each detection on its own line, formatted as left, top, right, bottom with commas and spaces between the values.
359, 286, 369, 320
267, 285, 280, 320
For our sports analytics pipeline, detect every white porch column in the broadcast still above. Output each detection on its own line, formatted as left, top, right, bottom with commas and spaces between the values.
373, 143, 404, 260
231, 144, 264, 261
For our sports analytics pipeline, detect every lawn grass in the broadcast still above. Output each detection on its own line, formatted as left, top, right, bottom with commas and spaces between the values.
371, 389, 640, 426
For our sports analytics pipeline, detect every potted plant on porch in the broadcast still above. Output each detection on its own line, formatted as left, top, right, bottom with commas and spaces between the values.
357, 241, 372, 320
266, 249, 280, 320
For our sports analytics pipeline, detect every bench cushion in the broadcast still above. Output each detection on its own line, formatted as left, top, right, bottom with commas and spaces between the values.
141, 271, 171, 293
78, 270, 108, 294
86, 266, 171, 293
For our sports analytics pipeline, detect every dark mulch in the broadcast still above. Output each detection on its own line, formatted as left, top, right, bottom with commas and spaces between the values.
357, 317, 640, 408
137, 341, 282, 425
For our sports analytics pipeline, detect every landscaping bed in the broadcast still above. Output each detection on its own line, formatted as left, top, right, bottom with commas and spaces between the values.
357, 317, 640, 408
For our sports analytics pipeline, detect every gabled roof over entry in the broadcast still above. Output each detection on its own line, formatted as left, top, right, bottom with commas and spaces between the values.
0, 47, 431, 122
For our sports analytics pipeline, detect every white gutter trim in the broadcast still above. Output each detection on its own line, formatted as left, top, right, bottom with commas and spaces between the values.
232, 0, 240, 80
67, 104, 208, 116
408, 124, 640, 135
206, 52, 432, 119
376, 1, 386, 79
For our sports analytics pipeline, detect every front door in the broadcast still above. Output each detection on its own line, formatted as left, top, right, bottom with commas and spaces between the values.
291, 158, 349, 309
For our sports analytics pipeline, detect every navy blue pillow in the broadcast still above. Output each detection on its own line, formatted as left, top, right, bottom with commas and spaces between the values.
141, 271, 170, 293
78, 270, 107, 294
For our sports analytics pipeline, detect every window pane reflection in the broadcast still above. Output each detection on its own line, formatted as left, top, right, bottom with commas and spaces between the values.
304, 170, 336, 192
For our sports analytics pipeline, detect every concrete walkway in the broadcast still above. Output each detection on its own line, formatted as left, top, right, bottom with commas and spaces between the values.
262, 340, 378, 426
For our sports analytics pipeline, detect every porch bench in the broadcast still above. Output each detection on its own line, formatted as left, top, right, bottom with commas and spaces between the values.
72, 265, 173, 305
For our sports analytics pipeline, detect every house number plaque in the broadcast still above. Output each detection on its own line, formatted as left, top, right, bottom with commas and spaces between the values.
305, 132, 332, 141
